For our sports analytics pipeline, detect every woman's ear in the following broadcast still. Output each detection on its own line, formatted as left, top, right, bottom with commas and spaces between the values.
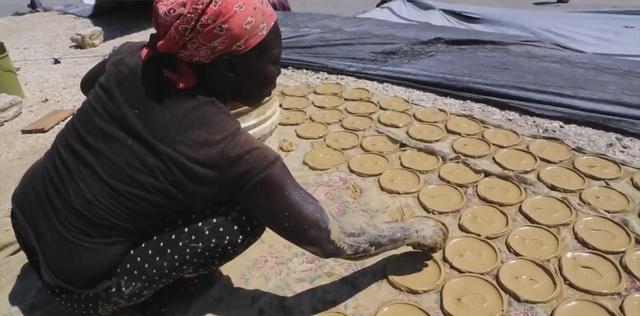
220, 55, 240, 83
201, 56, 233, 83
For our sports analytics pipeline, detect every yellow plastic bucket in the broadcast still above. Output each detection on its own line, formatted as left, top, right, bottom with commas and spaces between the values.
0, 42, 25, 98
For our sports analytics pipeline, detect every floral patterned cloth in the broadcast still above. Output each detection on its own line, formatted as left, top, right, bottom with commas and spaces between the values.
140, 0, 277, 89
150, 0, 277, 63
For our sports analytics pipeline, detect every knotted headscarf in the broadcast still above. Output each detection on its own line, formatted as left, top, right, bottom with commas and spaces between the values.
142, 0, 277, 89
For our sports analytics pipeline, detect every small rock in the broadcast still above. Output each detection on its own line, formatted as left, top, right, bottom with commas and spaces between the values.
0, 94, 21, 112
70, 26, 104, 49
279, 139, 297, 152
0, 94, 23, 124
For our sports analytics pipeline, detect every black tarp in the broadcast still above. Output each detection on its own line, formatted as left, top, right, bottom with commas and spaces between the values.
278, 12, 640, 137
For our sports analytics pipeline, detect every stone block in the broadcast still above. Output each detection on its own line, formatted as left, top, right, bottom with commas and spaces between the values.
0, 93, 23, 124
70, 27, 104, 49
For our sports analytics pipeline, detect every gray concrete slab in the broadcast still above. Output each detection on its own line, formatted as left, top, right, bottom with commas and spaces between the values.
287, 0, 640, 15
288, 0, 379, 16
493, 0, 639, 9
411, 0, 640, 10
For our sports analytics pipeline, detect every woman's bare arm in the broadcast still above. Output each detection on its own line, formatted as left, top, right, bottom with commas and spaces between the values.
242, 160, 447, 260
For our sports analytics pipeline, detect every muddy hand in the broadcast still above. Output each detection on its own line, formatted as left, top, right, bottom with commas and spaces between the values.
407, 217, 448, 253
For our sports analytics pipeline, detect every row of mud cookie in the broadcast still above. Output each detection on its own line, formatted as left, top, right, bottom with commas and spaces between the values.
274, 83, 639, 316
277, 83, 639, 196
277, 83, 638, 220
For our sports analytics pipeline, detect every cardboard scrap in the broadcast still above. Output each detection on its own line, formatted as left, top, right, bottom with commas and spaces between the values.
21, 109, 75, 134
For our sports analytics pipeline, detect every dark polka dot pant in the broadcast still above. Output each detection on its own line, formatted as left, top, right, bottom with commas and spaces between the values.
44, 206, 265, 315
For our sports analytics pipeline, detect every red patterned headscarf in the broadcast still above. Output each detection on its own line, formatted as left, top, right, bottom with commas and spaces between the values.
142, 0, 278, 89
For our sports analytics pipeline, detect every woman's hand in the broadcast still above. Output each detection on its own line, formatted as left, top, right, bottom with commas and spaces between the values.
244, 160, 448, 261
406, 217, 448, 253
